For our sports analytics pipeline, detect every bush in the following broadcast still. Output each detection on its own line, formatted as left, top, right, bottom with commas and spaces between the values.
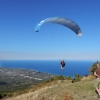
66, 76, 72, 80
90, 61, 100, 75
57, 75, 65, 80
72, 74, 82, 83
52, 75, 66, 80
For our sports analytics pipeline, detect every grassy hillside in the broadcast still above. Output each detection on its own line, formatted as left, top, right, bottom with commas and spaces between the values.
5, 75, 99, 100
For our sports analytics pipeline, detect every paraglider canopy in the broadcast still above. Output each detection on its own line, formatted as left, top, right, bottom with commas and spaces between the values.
35, 17, 82, 36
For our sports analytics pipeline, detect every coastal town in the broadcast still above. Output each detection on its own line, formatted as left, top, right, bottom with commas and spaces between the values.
0, 67, 55, 92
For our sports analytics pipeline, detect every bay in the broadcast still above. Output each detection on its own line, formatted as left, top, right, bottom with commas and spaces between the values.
0, 60, 94, 77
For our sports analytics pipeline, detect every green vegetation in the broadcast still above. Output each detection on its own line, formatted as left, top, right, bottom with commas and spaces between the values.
90, 61, 100, 75
72, 74, 82, 83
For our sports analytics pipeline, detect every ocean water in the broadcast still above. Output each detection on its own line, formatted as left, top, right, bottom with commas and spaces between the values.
0, 60, 94, 77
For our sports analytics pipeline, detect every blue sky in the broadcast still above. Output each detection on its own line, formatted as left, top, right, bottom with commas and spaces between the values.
0, 0, 100, 60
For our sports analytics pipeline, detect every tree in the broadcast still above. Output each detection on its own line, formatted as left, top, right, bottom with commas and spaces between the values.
90, 61, 99, 75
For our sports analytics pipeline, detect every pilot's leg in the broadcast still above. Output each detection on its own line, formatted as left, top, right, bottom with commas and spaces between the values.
61, 66, 64, 71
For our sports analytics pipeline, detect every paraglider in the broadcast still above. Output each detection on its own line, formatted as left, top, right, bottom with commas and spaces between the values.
34, 17, 82, 36
34, 17, 82, 71
59, 60, 65, 71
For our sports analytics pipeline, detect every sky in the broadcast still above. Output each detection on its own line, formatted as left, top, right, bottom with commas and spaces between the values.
0, 0, 100, 61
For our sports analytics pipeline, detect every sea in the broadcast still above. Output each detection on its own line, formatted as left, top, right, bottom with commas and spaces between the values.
0, 60, 95, 77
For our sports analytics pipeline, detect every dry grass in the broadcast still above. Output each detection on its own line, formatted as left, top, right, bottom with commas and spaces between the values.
6, 76, 98, 100
62, 94, 73, 100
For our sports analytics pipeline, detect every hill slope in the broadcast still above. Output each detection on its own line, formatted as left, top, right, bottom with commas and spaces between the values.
6, 76, 98, 100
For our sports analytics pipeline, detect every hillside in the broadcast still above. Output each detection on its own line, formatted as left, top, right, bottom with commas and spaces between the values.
5, 76, 98, 100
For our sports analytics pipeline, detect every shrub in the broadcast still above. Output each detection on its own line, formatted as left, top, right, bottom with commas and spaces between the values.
89, 61, 100, 75
66, 76, 72, 80
72, 74, 82, 83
